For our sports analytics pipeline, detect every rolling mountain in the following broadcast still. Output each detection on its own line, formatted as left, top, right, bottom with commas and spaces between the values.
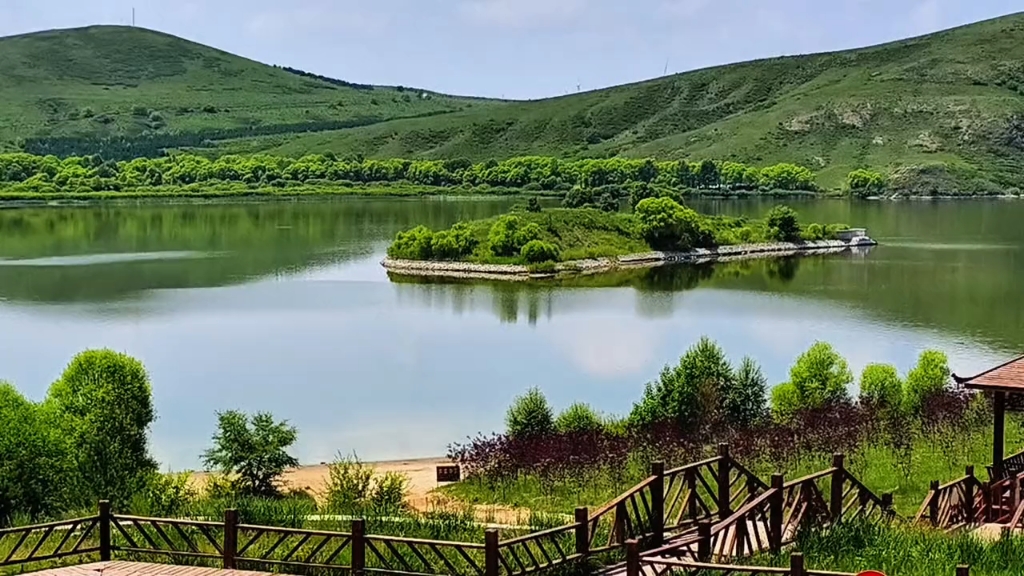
3, 14, 1024, 190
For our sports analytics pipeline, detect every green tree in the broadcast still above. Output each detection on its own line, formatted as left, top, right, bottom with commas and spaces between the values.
904, 350, 950, 414
788, 342, 853, 409
0, 383, 71, 522
847, 169, 888, 197
388, 225, 434, 260
46, 349, 156, 505
506, 388, 555, 439
202, 411, 299, 498
629, 337, 735, 430
765, 205, 801, 242
554, 403, 604, 434
634, 197, 707, 251
489, 215, 524, 257
728, 357, 769, 427
859, 363, 904, 411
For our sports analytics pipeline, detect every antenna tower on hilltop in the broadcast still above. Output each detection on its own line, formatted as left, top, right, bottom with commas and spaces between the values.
132, 7, 136, 26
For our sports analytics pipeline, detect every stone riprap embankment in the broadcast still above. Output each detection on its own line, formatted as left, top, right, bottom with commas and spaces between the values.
382, 238, 876, 282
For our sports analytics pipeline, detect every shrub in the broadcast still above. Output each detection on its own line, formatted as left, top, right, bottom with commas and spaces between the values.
825, 223, 849, 239
803, 223, 825, 241
634, 197, 708, 251
506, 388, 555, 439
787, 342, 853, 410
388, 225, 434, 260
526, 197, 543, 212
904, 350, 950, 415
847, 169, 887, 197
323, 453, 374, 512
489, 215, 541, 257
596, 192, 619, 212
128, 472, 197, 517
521, 240, 559, 263
0, 383, 71, 522
430, 223, 476, 260
322, 453, 410, 515
859, 363, 904, 411
201, 411, 299, 498
554, 403, 604, 434
770, 382, 802, 423
765, 205, 800, 242
46, 349, 156, 506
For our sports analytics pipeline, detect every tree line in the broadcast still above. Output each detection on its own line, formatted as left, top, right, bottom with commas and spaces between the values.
0, 152, 825, 195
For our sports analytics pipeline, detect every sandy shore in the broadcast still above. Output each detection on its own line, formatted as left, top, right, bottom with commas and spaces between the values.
190, 457, 451, 509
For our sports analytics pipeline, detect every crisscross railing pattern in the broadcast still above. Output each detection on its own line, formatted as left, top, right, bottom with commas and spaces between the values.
364, 534, 487, 576
663, 456, 723, 531
0, 516, 101, 567
915, 467, 988, 530
588, 475, 657, 552
234, 523, 352, 570
110, 514, 223, 563
707, 487, 777, 560
781, 470, 831, 544
497, 524, 579, 576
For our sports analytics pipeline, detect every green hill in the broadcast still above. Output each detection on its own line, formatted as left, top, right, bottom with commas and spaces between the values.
4, 15, 1024, 191
0, 26, 488, 156
240, 12, 1024, 191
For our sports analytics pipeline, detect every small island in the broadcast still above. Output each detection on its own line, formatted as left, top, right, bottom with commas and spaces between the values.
382, 197, 876, 281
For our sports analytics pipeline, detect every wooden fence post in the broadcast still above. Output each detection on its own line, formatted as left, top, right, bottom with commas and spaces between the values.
650, 461, 665, 546
485, 529, 499, 576
98, 500, 111, 562
882, 493, 894, 516
965, 466, 976, 524
718, 443, 732, 520
830, 453, 845, 522
574, 507, 590, 556
957, 566, 970, 576
769, 474, 784, 553
696, 521, 712, 563
929, 481, 941, 526
615, 501, 628, 544
625, 540, 640, 576
223, 509, 238, 570
790, 552, 805, 576
351, 519, 365, 576
685, 468, 698, 520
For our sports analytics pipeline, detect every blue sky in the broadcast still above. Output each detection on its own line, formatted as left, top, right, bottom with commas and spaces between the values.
2, 0, 1021, 99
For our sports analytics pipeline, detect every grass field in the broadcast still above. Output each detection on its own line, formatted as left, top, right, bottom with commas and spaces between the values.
0, 26, 490, 153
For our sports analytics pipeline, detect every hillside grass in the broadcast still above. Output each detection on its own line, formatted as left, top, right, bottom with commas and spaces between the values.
0, 26, 488, 150
230, 13, 1024, 191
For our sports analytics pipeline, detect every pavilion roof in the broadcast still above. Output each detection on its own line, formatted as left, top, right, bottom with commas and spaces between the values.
953, 355, 1024, 392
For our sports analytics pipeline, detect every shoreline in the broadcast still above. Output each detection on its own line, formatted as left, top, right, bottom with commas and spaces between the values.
382, 238, 877, 281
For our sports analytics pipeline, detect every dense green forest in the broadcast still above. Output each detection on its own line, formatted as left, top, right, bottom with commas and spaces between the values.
3, 15, 1024, 192
0, 152, 828, 196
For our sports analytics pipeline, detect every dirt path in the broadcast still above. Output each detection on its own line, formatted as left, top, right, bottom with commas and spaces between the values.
189, 457, 541, 526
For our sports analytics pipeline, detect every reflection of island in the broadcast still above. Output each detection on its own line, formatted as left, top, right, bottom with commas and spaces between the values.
0, 199, 522, 304
389, 255, 827, 324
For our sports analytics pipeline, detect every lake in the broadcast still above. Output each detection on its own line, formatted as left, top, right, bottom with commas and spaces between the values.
0, 197, 1020, 470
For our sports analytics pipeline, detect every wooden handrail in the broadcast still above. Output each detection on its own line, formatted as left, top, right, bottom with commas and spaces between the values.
498, 523, 576, 547
589, 475, 657, 519
784, 468, 835, 488
664, 456, 722, 476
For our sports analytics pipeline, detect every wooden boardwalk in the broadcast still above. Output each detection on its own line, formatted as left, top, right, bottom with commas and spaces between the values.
25, 562, 284, 576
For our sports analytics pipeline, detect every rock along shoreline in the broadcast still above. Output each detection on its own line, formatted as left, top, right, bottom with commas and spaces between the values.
382, 237, 877, 282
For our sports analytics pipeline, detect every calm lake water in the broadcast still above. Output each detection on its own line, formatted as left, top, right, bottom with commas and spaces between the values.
0, 197, 1021, 470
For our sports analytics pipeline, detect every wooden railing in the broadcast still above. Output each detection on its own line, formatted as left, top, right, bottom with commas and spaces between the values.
915, 466, 989, 530
630, 549, 862, 576
0, 514, 102, 568
988, 447, 1024, 481
0, 447, 898, 576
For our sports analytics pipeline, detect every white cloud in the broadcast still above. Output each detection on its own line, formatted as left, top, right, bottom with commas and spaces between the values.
458, 0, 587, 28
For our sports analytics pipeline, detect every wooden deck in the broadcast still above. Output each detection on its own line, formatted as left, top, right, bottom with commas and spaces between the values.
25, 562, 285, 576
